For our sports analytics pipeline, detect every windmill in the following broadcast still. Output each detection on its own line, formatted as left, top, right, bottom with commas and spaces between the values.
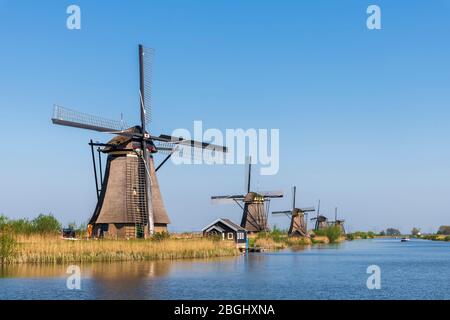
272, 186, 315, 237
52, 45, 227, 239
331, 207, 346, 234
310, 199, 329, 231
211, 157, 283, 233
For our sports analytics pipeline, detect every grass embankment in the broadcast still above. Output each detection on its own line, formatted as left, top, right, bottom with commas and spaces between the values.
249, 227, 313, 250
248, 225, 345, 251
346, 231, 376, 241
0, 214, 239, 264
313, 226, 345, 244
414, 226, 450, 242
418, 234, 450, 242
0, 234, 239, 264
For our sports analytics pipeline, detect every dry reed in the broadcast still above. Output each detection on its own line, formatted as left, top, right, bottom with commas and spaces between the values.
8, 235, 239, 264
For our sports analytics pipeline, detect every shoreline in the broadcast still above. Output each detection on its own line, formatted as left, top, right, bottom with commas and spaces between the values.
3, 232, 346, 265
3, 233, 448, 265
1, 235, 240, 265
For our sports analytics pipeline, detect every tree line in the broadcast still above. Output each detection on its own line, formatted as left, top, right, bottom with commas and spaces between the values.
0, 214, 62, 235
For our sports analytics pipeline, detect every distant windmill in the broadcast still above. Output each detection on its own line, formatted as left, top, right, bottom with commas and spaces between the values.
331, 207, 346, 234
272, 186, 315, 237
52, 44, 227, 239
211, 157, 283, 233
310, 199, 329, 231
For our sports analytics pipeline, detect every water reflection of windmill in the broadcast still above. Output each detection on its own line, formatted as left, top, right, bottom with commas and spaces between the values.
211, 158, 283, 233
310, 200, 329, 231
272, 186, 315, 237
52, 44, 227, 239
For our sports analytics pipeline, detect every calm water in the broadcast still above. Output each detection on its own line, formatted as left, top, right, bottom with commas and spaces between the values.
1, 239, 449, 300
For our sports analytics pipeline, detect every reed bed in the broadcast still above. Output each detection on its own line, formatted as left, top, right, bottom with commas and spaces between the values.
253, 237, 287, 250
6, 235, 239, 264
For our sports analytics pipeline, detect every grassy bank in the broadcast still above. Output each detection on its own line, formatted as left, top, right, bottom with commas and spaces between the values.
1, 234, 239, 264
0, 214, 240, 264
418, 234, 450, 242
346, 231, 376, 240
313, 226, 344, 243
247, 225, 345, 251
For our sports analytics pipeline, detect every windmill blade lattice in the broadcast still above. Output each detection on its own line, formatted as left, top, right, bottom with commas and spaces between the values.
259, 191, 284, 198
154, 140, 226, 162
299, 207, 316, 213
141, 46, 154, 127
52, 105, 128, 133
272, 210, 292, 216
211, 195, 246, 205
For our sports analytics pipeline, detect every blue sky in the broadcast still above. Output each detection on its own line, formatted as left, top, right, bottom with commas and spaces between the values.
0, 0, 449, 233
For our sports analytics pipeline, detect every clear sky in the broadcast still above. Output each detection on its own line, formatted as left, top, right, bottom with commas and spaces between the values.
0, 0, 449, 233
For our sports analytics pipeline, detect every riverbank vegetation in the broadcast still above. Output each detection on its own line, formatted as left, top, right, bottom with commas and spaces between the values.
346, 231, 375, 240
0, 214, 239, 264
0, 214, 61, 235
0, 234, 239, 264
417, 234, 450, 242
437, 226, 450, 236
248, 225, 344, 250
410, 225, 450, 242
0, 226, 17, 264
313, 226, 344, 243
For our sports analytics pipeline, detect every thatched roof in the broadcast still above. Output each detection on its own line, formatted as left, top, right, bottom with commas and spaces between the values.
102, 126, 142, 152
89, 154, 170, 225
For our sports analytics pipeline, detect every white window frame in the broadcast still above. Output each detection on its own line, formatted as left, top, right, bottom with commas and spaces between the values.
227, 232, 234, 240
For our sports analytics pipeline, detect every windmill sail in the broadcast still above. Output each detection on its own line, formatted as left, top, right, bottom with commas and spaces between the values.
52, 105, 128, 133
299, 207, 316, 212
53, 44, 227, 239
212, 158, 283, 232
138, 45, 154, 235
245, 157, 252, 193
139, 45, 154, 128
156, 134, 227, 152
271, 186, 315, 237
211, 195, 246, 204
258, 191, 284, 198
272, 210, 292, 215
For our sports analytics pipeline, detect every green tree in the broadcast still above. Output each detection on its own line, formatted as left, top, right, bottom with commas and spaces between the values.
411, 227, 421, 236
0, 225, 17, 264
0, 215, 8, 227
437, 226, 450, 235
67, 221, 77, 230
9, 218, 33, 234
386, 228, 401, 236
270, 225, 284, 243
32, 214, 61, 234
325, 226, 342, 243
346, 233, 355, 241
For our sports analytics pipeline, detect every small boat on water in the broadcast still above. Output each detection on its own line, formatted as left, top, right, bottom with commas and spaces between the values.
401, 237, 410, 242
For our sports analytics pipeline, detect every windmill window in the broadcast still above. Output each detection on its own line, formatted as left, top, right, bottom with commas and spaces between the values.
227, 233, 234, 240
